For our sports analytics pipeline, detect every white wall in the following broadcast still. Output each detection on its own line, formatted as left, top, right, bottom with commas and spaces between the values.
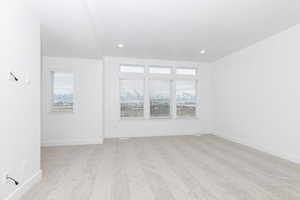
0, 1, 41, 199
103, 57, 213, 138
212, 24, 300, 163
42, 57, 103, 146
42, 56, 213, 143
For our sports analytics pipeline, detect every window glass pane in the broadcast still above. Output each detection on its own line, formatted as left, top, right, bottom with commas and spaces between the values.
120, 80, 144, 118
52, 72, 74, 112
120, 65, 144, 73
149, 66, 171, 74
149, 80, 171, 117
176, 81, 196, 117
176, 68, 196, 75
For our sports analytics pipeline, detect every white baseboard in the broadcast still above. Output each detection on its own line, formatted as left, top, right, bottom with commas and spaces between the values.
105, 131, 211, 139
5, 170, 42, 200
42, 138, 103, 147
214, 132, 300, 164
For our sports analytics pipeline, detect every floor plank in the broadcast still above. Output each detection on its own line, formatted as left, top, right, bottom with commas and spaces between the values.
21, 135, 300, 200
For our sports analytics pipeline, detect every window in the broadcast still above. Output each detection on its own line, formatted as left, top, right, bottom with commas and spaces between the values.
149, 66, 171, 74
176, 68, 196, 75
120, 65, 144, 73
120, 80, 144, 118
176, 81, 197, 117
52, 72, 74, 112
149, 80, 171, 117
119, 64, 198, 119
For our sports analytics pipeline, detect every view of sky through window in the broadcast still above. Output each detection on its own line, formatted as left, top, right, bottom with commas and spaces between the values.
120, 65, 144, 73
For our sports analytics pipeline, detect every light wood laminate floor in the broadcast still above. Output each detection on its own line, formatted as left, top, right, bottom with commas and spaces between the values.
21, 135, 300, 200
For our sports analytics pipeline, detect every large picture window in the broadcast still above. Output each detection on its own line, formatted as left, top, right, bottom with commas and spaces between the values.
149, 80, 171, 117
119, 65, 198, 119
120, 79, 144, 118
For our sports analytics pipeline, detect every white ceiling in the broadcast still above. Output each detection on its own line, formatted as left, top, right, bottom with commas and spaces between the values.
26, 0, 300, 62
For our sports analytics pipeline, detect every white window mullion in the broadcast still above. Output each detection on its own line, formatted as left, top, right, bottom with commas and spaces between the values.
171, 79, 176, 119
144, 65, 150, 119
196, 67, 200, 118
171, 66, 177, 119
196, 80, 200, 118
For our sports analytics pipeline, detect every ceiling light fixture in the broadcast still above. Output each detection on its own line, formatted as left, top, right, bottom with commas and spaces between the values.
200, 49, 206, 54
117, 43, 124, 48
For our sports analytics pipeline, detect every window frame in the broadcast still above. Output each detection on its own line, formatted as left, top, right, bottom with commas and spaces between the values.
148, 79, 173, 119
175, 79, 198, 119
48, 69, 76, 114
119, 64, 199, 120
119, 78, 146, 120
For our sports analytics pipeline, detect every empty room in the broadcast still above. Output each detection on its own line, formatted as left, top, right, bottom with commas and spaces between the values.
1, 0, 300, 199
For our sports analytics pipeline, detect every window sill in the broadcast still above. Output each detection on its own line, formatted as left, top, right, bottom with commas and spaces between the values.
120, 117, 146, 121
119, 116, 199, 121
149, 116, 172, 120
175, 116, 199, 120
49, 110, 75, 114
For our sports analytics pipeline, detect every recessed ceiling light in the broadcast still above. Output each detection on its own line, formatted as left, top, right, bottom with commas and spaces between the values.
117, 43, 124, 48
200, 49, 206, 54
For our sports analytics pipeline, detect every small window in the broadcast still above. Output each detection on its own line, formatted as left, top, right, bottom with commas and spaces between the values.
176, 80, 196, 117
52, 72, 74, 112
149, 80, 171, 117
120, 79, 144, 118
149, 66, 171, 74
176, 68, 196, 75
120, 65, 144, 73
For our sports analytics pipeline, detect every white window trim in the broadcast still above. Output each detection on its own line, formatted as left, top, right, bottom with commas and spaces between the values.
119, 64, 199, 120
